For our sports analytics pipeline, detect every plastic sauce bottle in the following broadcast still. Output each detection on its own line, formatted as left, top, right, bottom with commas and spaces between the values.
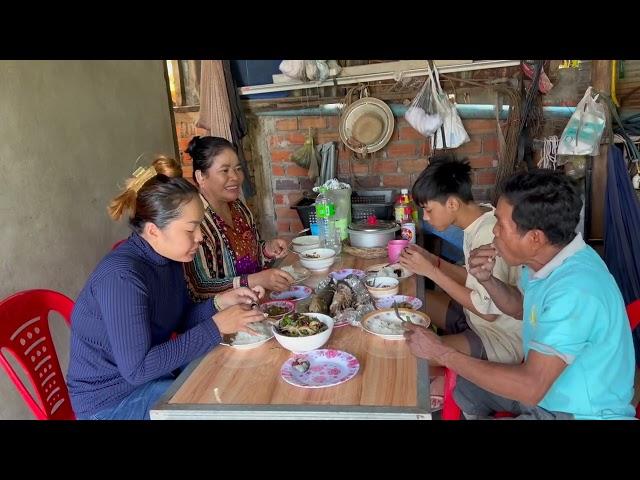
394, 189, 413, 224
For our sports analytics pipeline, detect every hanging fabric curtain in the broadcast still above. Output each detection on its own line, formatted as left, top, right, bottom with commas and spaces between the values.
222, 60, 255, 198
197, 60, 232, 140
197, 60, 255, 197
603, 145, 640, 366
317, 141, 337, 186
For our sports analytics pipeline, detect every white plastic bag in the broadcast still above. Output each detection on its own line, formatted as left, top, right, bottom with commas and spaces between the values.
280, 60, 338, 82
429, 65, 470, 149
305, 60, 319, 81
557, 87, 606, 156
404, 64, 442, 137
279, 60, 306, 81
405, 106, 443, 137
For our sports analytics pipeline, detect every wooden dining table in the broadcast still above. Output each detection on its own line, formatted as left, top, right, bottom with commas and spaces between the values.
150, 250, 433, 420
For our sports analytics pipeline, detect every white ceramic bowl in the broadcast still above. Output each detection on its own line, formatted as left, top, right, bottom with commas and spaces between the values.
364, 276, 400, 298
298, 248, 336, 271
272, 313, 334, 353
366, 263, 413, 280
375, 295, 423, 311
291, 235, 321, 253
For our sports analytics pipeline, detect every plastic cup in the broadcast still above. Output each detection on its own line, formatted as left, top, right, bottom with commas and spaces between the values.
387, 239, 409, 264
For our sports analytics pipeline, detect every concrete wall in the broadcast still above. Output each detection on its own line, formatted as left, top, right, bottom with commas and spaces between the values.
0, 60, 176, 418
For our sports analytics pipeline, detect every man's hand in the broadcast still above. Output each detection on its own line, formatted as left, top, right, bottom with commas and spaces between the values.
468, 244, 498, 283
404, 323, 456, 364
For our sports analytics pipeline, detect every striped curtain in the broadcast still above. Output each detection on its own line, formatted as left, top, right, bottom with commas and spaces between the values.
197, 60, 232, 141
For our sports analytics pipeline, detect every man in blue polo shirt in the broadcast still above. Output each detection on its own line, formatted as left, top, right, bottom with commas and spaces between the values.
404, 169, 636, 419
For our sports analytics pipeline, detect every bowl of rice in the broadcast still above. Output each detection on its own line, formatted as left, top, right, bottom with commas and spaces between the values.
222, 321, 274, 349
362, 308, 431, 340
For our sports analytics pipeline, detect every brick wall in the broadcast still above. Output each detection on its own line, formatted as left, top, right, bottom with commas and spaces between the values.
173, 111, 204, 183
174, 110, 568, 242
268, 115, 502, 239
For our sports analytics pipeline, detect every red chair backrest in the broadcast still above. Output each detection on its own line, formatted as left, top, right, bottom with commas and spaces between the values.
626, 300, 640, 331
111, 239, 127, 251
0, 289, 76, 420
628, 301, 640, 419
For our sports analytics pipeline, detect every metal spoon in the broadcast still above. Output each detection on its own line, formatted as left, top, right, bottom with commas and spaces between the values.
393, 302, 405, 322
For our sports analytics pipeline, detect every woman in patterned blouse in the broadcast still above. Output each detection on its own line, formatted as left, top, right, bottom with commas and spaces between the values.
184, 136, 294, 299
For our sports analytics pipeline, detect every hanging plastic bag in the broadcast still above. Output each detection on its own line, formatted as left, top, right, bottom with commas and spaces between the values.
557, 87, 607, 156
291, 131, 321, 182
429, 65, 470, 150
305, 60, 319, 81
279, 60, 306, 81
404, 64, 443, 137
280, 60, 339, 82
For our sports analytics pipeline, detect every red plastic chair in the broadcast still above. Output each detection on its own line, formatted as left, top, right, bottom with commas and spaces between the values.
629, 301, 640, 419
442, 367, 462, 420
442, 368, 515, 420
628, 300, 640, 331
442, 304, 640, 420
0, 289, 76, 420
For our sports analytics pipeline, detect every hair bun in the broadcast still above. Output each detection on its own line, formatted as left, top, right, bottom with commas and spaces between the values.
186, 136, 200, 156
152, 156, 182, 178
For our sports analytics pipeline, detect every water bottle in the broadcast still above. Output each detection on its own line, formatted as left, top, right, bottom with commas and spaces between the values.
315, 187, 338, 251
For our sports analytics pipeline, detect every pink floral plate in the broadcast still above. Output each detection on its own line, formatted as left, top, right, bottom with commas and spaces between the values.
280, 349, 360, 388
270, 285, 313, 302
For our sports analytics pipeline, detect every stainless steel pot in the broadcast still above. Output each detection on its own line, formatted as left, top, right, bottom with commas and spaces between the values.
347, 220, 399, 248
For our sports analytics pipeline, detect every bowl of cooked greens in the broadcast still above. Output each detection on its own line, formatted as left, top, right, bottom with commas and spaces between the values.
272, 312, 334, 353
259, 300, 295, 320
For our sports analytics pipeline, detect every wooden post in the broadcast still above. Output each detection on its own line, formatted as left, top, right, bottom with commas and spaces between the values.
589, 60, 612, 244
162, 61, 180, 162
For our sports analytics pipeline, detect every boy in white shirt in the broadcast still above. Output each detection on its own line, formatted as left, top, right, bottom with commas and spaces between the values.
399, 156, 522, 364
